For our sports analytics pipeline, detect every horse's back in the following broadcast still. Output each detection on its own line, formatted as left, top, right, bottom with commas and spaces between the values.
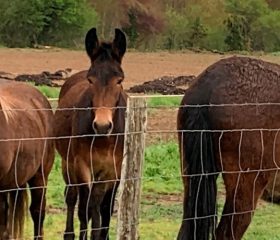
180, 56, 280, 171
183, 56, 280, 127
0, 82, 53, 135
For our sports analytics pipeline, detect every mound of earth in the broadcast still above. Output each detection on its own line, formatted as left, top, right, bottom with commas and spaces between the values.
0, 69, 73, 87
128, 75, 195, 95
15, 69, 73, 87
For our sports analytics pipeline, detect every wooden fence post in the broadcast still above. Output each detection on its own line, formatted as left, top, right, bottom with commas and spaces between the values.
116, 97, 147, 240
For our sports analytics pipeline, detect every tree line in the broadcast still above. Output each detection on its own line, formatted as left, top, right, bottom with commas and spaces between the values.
0, 0, 279, 52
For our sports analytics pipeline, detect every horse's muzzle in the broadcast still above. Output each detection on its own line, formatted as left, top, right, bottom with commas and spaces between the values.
93, 121, 113, 135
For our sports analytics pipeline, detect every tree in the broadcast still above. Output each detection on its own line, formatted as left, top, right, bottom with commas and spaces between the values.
0, 0, 98, 47
89, 0, 164, 47
224, 0, 270, 51
0, 0, 45, 47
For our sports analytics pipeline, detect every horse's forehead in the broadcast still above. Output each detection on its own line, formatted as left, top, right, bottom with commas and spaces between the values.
89, 62, 123, 86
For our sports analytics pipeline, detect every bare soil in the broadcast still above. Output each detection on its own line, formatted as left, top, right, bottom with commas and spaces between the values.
1, 48, 279, 89
1, 48, 280, 144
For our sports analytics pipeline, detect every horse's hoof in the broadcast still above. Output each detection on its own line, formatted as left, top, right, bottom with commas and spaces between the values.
64, 232, 75, 240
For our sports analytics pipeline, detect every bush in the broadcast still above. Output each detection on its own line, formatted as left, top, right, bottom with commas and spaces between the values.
252, 10, 280, 51
160, 6, 208, 50
0, 0, 98, 48
0, 0, 45, 47
224, 0, 280, 52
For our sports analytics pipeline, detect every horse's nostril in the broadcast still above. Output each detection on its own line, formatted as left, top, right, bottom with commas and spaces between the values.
93, 122, 113, 135
108, 122, 113, 131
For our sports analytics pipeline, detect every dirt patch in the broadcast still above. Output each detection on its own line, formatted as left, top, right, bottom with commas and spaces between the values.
147, 109, 178, 145
143, 193, 182, 205
1, 49, 280, 90
128, 75, 195, 95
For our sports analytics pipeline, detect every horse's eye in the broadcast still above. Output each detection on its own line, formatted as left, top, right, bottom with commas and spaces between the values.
87, 76, 95, 84
117, 79, 123, 85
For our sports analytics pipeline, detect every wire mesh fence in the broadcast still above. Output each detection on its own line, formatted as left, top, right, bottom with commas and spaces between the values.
1, 96, 280, 239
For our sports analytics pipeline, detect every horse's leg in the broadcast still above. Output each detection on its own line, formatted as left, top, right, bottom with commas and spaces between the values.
29, 173, 47, 240
28, 140, 54, 240
216, 171, 270, 240
0, 193, 9, 240
64, 186, 78, 240
90, 183, 107, 240
215, 171, 237, 240
78, 185, 90, 240
100, 183, 119, 240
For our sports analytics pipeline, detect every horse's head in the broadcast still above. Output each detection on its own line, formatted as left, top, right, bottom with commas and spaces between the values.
85, 28, 126, 135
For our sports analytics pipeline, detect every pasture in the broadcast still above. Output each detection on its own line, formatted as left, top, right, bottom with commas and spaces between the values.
1, 49, 280, 239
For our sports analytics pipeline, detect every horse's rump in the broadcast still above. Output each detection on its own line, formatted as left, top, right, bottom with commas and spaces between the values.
178, 56, 280, 240
0, 82, 54, 187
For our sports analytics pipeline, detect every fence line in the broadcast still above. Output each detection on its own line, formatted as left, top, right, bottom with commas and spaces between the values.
1, 96, 280, 239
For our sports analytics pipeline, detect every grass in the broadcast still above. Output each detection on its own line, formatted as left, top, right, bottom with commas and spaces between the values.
21, 141, 280, 239
147, 95, 182, 108
143, 142, 182, 194
35, 85, 60, 98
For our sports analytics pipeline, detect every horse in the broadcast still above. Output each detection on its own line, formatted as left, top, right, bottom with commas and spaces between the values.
54, 28, 127, 240
0, 80, 55, 240
177, 56, 280, 240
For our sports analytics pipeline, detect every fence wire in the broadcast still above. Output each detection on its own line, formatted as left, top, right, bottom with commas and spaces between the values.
0, 100, 280, 239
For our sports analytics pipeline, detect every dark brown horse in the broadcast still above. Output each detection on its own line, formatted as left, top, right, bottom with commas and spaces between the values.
0, 81, 55, 240
54, 28, 127, 240
177, 56, 280, 240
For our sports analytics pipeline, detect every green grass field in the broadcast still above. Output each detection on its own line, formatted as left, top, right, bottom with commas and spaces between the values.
21, 87, 280, 239
21, 142, 280, 239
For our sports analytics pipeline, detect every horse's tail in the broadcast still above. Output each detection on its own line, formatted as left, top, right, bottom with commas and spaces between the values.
178, 105, 218, 240
8, 189, 29, 239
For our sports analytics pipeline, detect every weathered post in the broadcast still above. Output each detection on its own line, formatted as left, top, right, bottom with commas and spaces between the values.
116, 97, 147, 240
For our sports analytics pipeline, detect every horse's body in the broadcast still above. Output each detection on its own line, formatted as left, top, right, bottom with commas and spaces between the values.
177, 56, 280, 240
54, 28, 127, 240
0, 81, 54, 240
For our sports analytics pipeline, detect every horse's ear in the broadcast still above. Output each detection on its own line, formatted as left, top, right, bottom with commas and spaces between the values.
85, 27, 99, 60
113, 29, 126, 62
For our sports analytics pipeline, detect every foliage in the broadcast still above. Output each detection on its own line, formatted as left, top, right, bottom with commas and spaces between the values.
0, 0, 279, 52
224, 0, 280, 51
0, 0, 46, 47
160, 6, 208, 50
0, 0, 98, 47
160, 8, 189, 49
225, 15, 251, 51
123, 11, 140, 48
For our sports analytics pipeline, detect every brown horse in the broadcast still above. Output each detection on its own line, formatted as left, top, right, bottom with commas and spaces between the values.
54, 28, 127, 240
0, 81, 54, 240
177, 56, 280, 240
